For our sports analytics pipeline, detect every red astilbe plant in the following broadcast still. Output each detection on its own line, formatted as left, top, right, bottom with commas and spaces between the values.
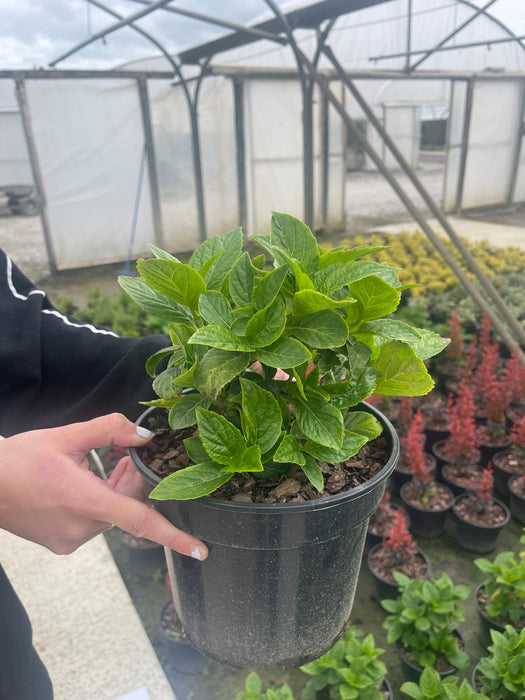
404, 409, 435, 502
381, 508, 418, 566
444, 380, 479, 477
477, 373, 510, 446
397, 396, 414, 439
466, 463, 494, 516
472, 342, 500, 416
502, 349, 525, 408
444, 309, 464, 367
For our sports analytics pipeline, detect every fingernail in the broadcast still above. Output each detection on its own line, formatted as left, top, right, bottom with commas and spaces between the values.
190, 546, 206, 561
136, 426, 152, 439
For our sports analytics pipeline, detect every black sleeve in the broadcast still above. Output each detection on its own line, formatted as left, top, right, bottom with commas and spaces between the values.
0, 249, 168, 436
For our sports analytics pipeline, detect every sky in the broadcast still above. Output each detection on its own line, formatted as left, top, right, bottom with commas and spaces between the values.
1, 0, 524, 71
0, 0, 291, 70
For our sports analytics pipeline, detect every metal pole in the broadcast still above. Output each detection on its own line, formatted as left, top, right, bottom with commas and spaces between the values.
323, 47, 525, 350
312, 72, 524, 357
124, 0, 287, 46
321, 92, 329, 228
49, 0, 177, 66
137, 77, 164, 247
409, 0, 498, 72
233, 78, 247, 233
456, 79, 474, 215
190, 59, 212, 243
372, 32, 525, 63
405, 0, 412, 73
14, 80, 57, 274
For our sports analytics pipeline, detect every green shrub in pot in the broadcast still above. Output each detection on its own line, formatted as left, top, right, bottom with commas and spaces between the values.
476, 626, 525, 699
119, 211, 447, 501
234, 672, 295, 700
300, 626, 389, 699
381, 572, 470, 672
401, 666, 489, 700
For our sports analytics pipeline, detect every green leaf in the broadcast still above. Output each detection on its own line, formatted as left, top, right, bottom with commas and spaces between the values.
346, 275, 400, 322
136, 259, 205, 313
273, 434, 306, 465
292, 389, 344, 449
293, 289, 356, 315
245, 296, 287, 347
183, 436, 209, 463
303, 430, 367, 463
270, 211, 319, 274
168, 393, 211, 430
220, 443, 263, 473
194, 349, 250, 400
313, 261, 399, 295
189, 326, 254, 352
398, 681, 424, 700
229, 252, 254, 307
251, 265, 288, 310
360, 319, 422, 343
318, 246, 387, 268
188, 227, 243, 280
196, 408, 246, 465
287, 309, 348, 349
301, 454, 325, 493
153, 365, 182, 401
371, 340, 434, 396
344, 411, 383, 439
198, 291, 233, 328
148, 244, 180, 261
273, 247, 315, 291
256, 337, 312, 369
149, 462, 232, 500
118, 276, 194, 324
240, 377, 282, 454
145, 346, 181, 378
408, 328, 450, 361
245, 672, 262, 695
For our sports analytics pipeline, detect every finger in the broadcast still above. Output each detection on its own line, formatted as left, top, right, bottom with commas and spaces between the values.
84, 483, 208, 560
108, 457, 145, 501
54, 413, 153, 455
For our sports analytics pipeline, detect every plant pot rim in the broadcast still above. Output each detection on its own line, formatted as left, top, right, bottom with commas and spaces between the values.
400, 480, 454, 514
367, 542, 430, 584
474, 582, 506, 629
158, 599, 186, 645
130, 401, 399, 514
452, 494, 510, 529
509, 473, 525, 494
395, 632, 464, 677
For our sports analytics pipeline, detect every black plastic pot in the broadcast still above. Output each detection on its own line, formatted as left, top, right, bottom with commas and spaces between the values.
130, 403, 399, 667
475, 583, 505, 648
397, 633, 464, 683
478, 438, 511, 468
158, 600, 209, 674
390, 454, 436, 496
120, 531, 165, 577
365, 504, 410, 552
492, 451, 524, 498
440, 464, 483, 497
400, 481, 453, 539
367, 543, 430, 602
509, 475, 525, 524
420, 407, 450, 454
451, 495, 509, 553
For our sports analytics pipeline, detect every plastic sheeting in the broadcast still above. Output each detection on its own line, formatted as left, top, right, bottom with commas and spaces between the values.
0, 109, 33, 187
461, 80, 522, 209
26, 79, 154, 270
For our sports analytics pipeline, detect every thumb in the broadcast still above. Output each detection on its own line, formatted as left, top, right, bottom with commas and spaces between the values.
55, 413, 153, 455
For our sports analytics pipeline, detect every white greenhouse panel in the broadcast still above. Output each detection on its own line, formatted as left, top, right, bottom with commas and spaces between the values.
383, 105, 419, 170
26, 79, 154, 270
443, 81, 467, 213
461, 80, 521, 209
0, 111, 33, 187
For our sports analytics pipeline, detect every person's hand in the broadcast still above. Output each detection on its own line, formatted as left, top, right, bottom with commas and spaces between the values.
0, 413, 208, 560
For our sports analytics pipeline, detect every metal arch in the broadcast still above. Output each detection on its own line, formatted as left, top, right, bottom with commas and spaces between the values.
122, 0, 288, 46
49, 0, 177, 67
409, 0, 499, 72
85, 0, 179, 75
454, 0, 525, 54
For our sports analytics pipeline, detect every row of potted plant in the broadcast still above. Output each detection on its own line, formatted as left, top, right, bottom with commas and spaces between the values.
231, 613, 524, 699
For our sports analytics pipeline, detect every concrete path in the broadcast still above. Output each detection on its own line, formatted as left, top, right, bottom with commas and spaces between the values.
370, 215, 525, 250
0, 529, 176, 700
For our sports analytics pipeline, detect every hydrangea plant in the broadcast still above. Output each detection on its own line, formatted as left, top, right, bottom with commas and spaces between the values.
120, 212, 448, 500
